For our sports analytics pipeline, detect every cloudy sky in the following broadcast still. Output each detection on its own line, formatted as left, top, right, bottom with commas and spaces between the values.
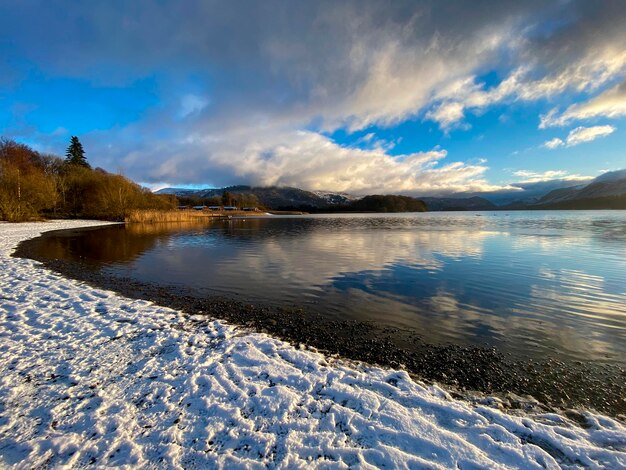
1, 0, 625, 195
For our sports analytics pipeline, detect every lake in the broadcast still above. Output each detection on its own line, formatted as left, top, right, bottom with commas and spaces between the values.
28, 211, 626, 369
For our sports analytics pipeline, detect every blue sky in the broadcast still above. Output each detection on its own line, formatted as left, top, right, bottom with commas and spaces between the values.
1, 0, 625, 195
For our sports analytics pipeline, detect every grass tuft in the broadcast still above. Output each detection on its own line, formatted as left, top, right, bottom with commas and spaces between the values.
125, 209, 218, 223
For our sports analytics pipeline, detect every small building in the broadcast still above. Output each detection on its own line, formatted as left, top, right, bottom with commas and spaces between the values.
177, 205, 190, 210
192, 205, 207, 211
208, 206, 222, 211
223, 206, 238, 211
242, 207, 258, 211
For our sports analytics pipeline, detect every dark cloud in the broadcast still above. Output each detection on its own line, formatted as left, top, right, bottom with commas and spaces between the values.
1, 0, 623, 192
523, 0, 626, 72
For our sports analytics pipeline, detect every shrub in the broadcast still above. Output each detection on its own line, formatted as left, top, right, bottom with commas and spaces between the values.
0, 138, 176, 222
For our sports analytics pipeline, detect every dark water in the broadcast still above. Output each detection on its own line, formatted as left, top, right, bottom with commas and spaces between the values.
31, 211, 626, 366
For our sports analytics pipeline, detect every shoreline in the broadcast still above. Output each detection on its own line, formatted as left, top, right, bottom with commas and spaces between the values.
14, 222, 626, 418
1, 220, 625, 467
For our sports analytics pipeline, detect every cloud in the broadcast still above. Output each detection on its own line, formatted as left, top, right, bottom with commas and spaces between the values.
428, 46, 626, 129
109, 126, 509, 196
565, 125, 615, 146
426, 102, 466, 130
543, 125, 615, 149
513, 170, 591, 183
11, 0, 622, 134
425, 1, 626, 129
179, 94, 210, 118
0, 0, 535, 133
543, 138, 564, 149
1, 1, 625, 191
540, 81, 626, 127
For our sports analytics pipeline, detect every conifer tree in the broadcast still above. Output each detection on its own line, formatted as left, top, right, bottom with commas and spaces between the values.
65, 136, 90, 168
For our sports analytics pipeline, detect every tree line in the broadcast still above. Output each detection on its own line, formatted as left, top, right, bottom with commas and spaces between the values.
348, 195, 427, 212
0, 137, 176, 222
177, 191, 262, 209
275, 195, 427, 213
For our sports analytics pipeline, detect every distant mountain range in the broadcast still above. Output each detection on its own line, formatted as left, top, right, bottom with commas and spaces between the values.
156, 169, 626, 211
527, 169, 626, 209
478, 178, 590, 206
157, 185, 354, 210
418, 196, 497, 211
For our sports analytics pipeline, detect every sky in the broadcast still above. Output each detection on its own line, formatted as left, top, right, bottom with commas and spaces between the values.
1, 0, 625, 196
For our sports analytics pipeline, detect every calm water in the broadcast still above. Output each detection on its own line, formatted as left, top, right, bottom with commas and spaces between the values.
34, 211, 626, 365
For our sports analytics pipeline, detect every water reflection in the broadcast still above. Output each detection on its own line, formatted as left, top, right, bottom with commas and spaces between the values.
30, 212, 626, 365
38, 220, 216, 265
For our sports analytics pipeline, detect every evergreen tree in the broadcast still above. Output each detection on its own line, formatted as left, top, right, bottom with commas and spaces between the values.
65, 136, 90, 168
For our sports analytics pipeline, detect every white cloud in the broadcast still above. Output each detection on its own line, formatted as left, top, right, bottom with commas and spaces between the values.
351, 132, 397, 152
538, 109, 559, 129
426, 102, 466, 130
428, 47, 626, 130
5, 1, 626, 191
317, 24, 513, 132
513, 170, 591, 183
115, 127, 512, 196
540, 81, 626, 127
543, 138, 564, 149
179, 94, 210, 118
565, 125, 615, 146
542, 125, 616, 149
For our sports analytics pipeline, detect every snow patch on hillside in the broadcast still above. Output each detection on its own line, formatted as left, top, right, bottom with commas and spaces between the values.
311, 191, 357, 204
0, 221, 625, 468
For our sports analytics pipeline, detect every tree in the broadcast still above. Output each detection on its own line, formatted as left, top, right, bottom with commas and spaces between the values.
222, 191, 233, 206
65, 136, 90, 168
0, 138, 58, 221
0, 137, 176, 221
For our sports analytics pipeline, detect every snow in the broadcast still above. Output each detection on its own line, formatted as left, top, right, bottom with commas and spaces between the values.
0, 220, 625, 469
311, 191, 357, 203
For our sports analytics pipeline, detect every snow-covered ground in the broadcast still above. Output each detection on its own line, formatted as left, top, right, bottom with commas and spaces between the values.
0, 221, 625, 469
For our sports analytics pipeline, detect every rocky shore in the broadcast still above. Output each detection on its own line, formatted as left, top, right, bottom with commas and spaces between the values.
2, 221, 625, 468
16, 226, 626, 418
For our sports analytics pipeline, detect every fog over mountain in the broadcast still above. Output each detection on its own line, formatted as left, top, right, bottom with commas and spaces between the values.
538, 170, 626, 206
457, 179, 592, 205
593, 169, 626, 183
157, 168, 626, 210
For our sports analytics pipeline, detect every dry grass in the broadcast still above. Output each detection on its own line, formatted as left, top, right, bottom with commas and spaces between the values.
125, 220, 215, 236
125, 209, 265, 223
125, 209, 219, 223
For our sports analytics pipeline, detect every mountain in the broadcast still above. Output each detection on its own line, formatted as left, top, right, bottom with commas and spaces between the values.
480, 179, 590, 205
575, 177, 626, 199
157, 185, 428, 212
593, 169, 626, 183
420, 196, 497, 211
445, 169, 626, 210
350, 195, 426, 212
154, 187, 203, 196
311, 190, 356, 205
157, 185, 352, 210
536, 186, 581, 204
538, 171, 626, 204
530, 170, 626, 209
156, 168, 626, 212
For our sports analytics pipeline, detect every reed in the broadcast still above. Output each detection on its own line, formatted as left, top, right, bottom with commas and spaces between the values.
125, 209, 217, 223
126, 220, 216, 236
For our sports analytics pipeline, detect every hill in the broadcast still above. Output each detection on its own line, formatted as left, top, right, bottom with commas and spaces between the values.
157, 185, 350, 210
533, 170, 626, 209
420, 196, 497, 211
157, 168, 626, 212
349, 195, 426, 212
158, 186, 428, 212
